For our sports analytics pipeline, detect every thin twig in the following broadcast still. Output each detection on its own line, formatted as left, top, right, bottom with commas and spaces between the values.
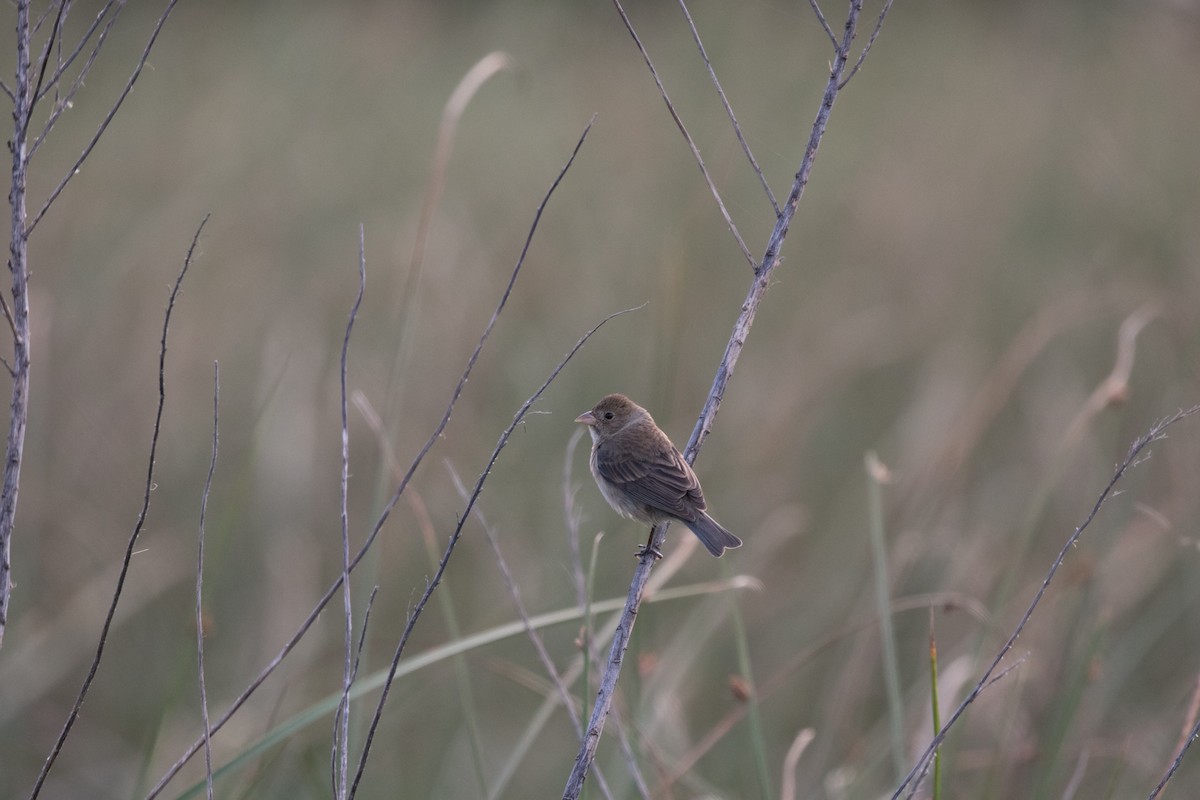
562, 5, 869, 795
564, 430, 646, 796
145, 119, 598, 799
29, 214, 208, 799
807, 0, 838, 47
31, 2, 59, 36
333, 227, 366, 800
1, 0, 35, 657
445, 463, 623, 800
612, 0, 756, 268
347, 302, 644, 797
892, 405, 1200, 800
332, 586, 378, 800
33, 0, 119, 105
563, 427, 587, 608
196, 361, 220, 800
50, 0, 69, 110
0, 291, 17, 343
27, 0, 66, 119
30, 1, 126, 160
1149, 674, 1200, 800
28, 0, 180, 235
656, 592, 984, 796
678, 0, 779, 216
839, 0, 897, 89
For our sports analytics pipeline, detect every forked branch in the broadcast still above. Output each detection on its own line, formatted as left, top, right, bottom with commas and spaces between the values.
563, 2, 876, 796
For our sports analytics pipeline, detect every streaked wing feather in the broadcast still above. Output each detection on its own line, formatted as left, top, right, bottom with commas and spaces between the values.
594, 442, 705, 517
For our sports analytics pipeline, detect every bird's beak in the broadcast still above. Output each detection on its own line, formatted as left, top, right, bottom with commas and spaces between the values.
575, 410, 596, 425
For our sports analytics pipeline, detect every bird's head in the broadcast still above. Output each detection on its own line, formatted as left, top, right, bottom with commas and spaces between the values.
575, 393, 646, 442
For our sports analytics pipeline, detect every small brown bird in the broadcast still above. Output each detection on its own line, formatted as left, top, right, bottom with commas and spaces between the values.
575, 394, 742, 557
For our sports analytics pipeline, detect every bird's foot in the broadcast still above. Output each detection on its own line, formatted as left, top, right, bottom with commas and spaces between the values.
635, 543, 664, 560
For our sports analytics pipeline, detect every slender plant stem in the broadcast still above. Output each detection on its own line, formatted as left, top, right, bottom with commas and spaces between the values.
146, 117, 598, 799
196, 362, 220, 800
29, 215, 208, 799
347, 303, 644, 798
0, 0, 33, 655
562, 3, 871, 795
892, 405, 1200, 800
332, 227, 366, 800
677, 0, 779, 216
28, 0, 181, 235
867, 452, 905, 781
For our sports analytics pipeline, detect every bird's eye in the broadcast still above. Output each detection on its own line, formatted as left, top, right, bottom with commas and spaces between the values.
603, 411, 614, 420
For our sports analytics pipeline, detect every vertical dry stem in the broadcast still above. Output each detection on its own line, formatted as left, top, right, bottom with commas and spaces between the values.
0, 0, 34, 654
562, 3, 869, 796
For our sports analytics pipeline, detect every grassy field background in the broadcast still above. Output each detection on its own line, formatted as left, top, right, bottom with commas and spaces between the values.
3, 1, 1200, 797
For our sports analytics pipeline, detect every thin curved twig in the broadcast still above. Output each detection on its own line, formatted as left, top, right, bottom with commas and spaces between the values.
612, 0, 756, 268
562, 3, 871, 797
807, 0, 838, 47
30, 1, 127, 160
29, 214, 209, 799
332, 227, 366, 800
677, 0, 779, 216
145, 118, 598, 799
27, 0, 66, 119
347, 302, 645, 798
1152, 725, 1200, 799
839, 0, 896, 89
196, 362, 220, 800
446, 464, 622, 800
892, 404, 1200, 800
28, 0, 180, 235
33, 1, 121, 106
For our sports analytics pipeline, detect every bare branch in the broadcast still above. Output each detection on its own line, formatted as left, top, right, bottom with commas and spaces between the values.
196, 361, 220, 800
27, 0, 66, 118
33, 1, 121, 106
333, 226, 366, 800
29, 214, 208, 799
28, 0, 180, 235
839, 0, 897, 88
612, 0, 756, 268
892, 405, 1200, 800
346, 302, 644, 799
146, 119, 599, 799
445, 463, 623, 800
31, 0, 59, 34
1149, 675, 1200, 799
808, 0, 838, 47
0, 292, 17, 343
564, 2, 873, 795
1, 0, 36, 658
30, 2, 126, 160
677, 0, 779, 216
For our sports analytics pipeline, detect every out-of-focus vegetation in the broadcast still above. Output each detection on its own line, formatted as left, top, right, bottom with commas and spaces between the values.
3, 1, 1200, 797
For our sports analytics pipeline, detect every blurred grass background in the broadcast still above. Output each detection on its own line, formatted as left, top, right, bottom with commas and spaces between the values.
3, 0, 1200, 797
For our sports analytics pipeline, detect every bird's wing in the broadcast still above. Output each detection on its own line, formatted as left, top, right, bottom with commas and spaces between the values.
594, 441, 706, 518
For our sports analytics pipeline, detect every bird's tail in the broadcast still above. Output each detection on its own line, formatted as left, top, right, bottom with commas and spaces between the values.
685, 512, 743, 557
